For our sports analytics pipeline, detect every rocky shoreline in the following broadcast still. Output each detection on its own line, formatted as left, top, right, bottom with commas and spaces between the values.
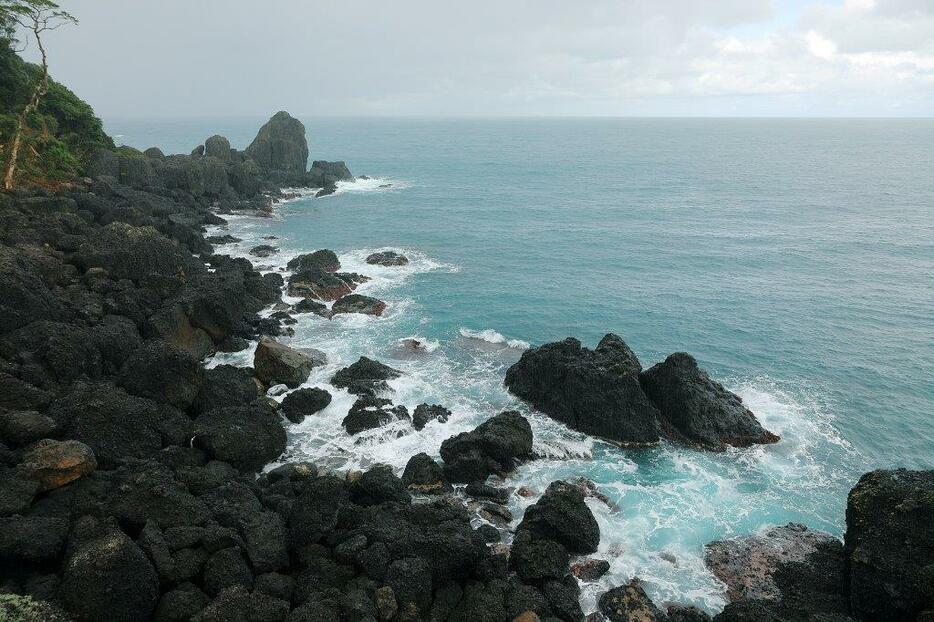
1, 113, 933, 622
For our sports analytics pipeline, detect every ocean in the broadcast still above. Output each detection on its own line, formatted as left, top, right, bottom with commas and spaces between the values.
108, 117, 934, 613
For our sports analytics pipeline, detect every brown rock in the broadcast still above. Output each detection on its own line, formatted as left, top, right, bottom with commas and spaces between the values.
20, 439, 97, 491
253, 338, 324, 388
571, 558, 611, 582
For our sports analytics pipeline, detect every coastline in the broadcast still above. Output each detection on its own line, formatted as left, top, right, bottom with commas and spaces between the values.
1, 113, 932, 621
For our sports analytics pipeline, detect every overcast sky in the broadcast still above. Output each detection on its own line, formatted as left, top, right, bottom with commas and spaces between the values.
20, 0, 934, 117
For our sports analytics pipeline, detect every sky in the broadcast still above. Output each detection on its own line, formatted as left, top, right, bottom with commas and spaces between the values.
18, 0, 934, 117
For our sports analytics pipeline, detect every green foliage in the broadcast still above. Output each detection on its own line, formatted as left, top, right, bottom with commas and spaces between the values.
0, 32, 112, 185
0, 593, 73, 621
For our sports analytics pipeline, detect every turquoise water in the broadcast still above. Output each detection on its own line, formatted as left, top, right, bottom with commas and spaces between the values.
111, 118, 934, 612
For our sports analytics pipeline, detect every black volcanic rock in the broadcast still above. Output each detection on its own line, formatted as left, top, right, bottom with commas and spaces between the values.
639, 352, 779, 450
845, 469, 934, 620
412, 403, 451, 431
342, 395, 409, 435
598, 579, 667, 622
249, 244, 278, 257
204, 134, 232, 162
288, 268, 353, 301
401, 452, 449, 494
366, 250, 409, 266
287, 249, 340, 273
331, 356, 402, 396
504, 333, 661, 445
516, 480, 600, 554
244, 111, 309, 174
62, 529, 160, 622
439, 410, 533, 482
280, 387, 332, 423
118, 339, 203, 409
193, 402, 286, 471
331, 293, 387, 317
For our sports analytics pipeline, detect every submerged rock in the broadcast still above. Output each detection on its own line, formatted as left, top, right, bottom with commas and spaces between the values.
504, 334, 661, 445
412, 403, 451, 431
342, 395, 409, 435
249, 244, 278, 257
366, 250, 409, 266
845, 469, 934, 620
293, 298, 330, 318
639, 352, 778, 450
439, 410, 533, 482
280, 387, 332, 423
331, 293, 387, 317
253, 338, 325, 388
331, 356, 402, 396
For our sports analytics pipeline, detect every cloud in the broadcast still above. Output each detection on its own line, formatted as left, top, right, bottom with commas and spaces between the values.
21, 0, 934, 116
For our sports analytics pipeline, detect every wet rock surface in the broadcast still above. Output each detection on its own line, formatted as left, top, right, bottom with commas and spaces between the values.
439, 410, 533, 483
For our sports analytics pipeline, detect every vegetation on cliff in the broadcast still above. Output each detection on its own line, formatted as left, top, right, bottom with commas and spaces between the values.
0, 2, 112, 189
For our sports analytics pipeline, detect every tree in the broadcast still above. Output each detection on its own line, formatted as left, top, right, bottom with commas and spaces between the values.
0, 0, 75, 190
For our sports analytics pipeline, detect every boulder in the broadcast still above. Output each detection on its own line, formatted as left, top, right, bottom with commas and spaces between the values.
331, 293, 387, 317
19, 439, 97, 491
204, 135, 232, 162
244, 111, 309, 174
253, 338, 325, 388
412, 403, 451, 431
386, 557, 433, 614
464, 481, 510, 503
439, 410, 533, 483
401, 452, 449, 494
280, 387, 332, 423
49, 382, 191, 468
0, 515, 68, 561
0, 469, 38, 515
571, 558, 610, 582
249, 244, 278, 258
286, 249, 340, 273
61, 530, 160, 622
118, 339, 203, 409
206, 234, 241, 245
639, 352, 779, 450
504, 334, 661, 445
194, 364, 260, 414
155, 586, 211, 622
203, 547, 253, 595
331, 356, 402, 396
705, 523, 848, 619
516, 480, 600, 554
191, 144, 205, 158
598, 579, 667, 622
342, 395, 409, 435
845, 469, 934, 620
350, 464, 412, 506
509, 529, 570, 582
287, 268, 353, 301
366, 251, 409, 266
305, 161, 354, 187
293, 298, 330, 318
289, 475, 349, 548
194, 403, 287, 471
144, 146, 166, 159
198, 586, 289, 622
78, 222, 202, 283
0, 410, 58, 446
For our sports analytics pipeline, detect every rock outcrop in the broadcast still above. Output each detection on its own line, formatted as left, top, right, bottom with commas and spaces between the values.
366, 250, 409, 266
504, 334, 661, 444
639, 352, 778, 450
331, 293, 387, 317
244, 111, 309, 175
253, 338, 324, 388
439, 410, 533, 482
705, 523, 849, 620
845, 469, 934, 620
330, 356, 402, 396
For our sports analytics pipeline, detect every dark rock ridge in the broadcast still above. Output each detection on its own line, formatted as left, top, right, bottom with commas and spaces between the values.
505, 333, 777, 450
366, 250, 409, 266
330, 356, 402, 396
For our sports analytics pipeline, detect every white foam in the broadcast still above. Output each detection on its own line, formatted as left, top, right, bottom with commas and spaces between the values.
458, 327, 530, 350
